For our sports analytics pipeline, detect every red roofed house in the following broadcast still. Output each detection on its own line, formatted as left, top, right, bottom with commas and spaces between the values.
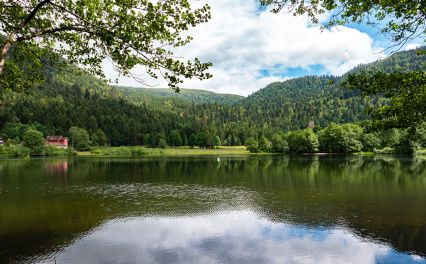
46, 136, 69, 148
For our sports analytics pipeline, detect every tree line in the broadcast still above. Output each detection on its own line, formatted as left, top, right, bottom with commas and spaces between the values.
0, 45, 424, 156
246, 122, 426, 155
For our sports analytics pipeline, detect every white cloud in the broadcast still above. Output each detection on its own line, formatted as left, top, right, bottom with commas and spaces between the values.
405, 43, 421, 51
104, 0, 384, 96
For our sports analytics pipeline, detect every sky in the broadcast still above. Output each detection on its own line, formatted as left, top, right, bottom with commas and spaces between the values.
102, 0, 422, 96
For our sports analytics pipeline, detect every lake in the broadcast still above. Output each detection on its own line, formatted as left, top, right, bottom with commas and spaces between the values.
0, 156, 425, 264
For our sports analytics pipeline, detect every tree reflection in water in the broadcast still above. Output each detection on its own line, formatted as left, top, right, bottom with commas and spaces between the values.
0, 156, 425, 263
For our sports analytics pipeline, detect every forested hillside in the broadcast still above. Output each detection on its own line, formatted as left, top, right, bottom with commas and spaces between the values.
117, 86, 243, 107
241, 75, 374, 130
349, 48, 426, 73
0, 47, 424, 149
241, 48, 426, 130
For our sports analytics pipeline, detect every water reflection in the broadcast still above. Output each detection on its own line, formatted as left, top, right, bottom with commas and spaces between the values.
34, 211, 425, 264
45, 160, 69, 175
0, 156, 426, 263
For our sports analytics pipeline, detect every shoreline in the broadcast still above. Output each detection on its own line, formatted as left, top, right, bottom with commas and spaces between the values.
0, 145, 425, 159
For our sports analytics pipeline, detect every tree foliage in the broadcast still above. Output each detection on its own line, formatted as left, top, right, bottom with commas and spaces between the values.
188, 131, 219, 149
0, 45, 424, 154
1, 122, 45, 141
361, 133, 382, 152
158, 138, 167, 149
262, 0, 426, 47
119, 86, 243, 106
263, 0, 426, 134
22, 129, 45, 155
415, 122, 426, 148
91, 129, 109, 146
381, 128, 402, 148
245, 137, 259, 153
68, 126, 90, 151
169, 130, 183, 147
258, 135, 272, 152
318, 123, 363, 153
271, 134, 288, 153
345, 71, 426, 129
0, 0, 212, 91
287, 128, 319, 153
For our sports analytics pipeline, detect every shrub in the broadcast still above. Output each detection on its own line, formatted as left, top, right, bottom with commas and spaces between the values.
361, 133, 382, 152
44, 146, 77, 156
90, 148, 104, 155
246, 137, 259, 153
395, 138, 417, 155
158, 139, 167, 149
90, 146, 149, 156
0, 145, 30, 158
374, 147, 395, 154
271, 134, 289, 153
381, 128, 402, 148
91, 129, 109, 146
108, 147, 131, 156
415, 122, 426, 148
287, 128, 319, 153
23, 129, 45, 155
213, 135, 221, 147
259, 135, 272, 152
130, 147, 148, 156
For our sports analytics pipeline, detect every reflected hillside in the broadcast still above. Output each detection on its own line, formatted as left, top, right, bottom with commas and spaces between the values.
0, 156, 425, 263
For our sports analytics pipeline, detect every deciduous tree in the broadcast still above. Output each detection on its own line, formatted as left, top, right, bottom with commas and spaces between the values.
246, 137, 259, 153
287, 128, 319, 153
318, 123, 363, 153
169, 130, 182, 147
23, 129, 44, 155
68, 126, 90, 151
345, 71, 426, 129
0, 0, 212, 91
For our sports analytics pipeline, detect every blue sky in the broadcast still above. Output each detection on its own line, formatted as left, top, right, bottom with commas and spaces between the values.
103, 0, 422, 96
259, 64, 328, 79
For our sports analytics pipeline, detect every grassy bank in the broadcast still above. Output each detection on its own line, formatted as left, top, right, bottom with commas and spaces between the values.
79, 146, 250, 157
0, 145, 77, 158
417, 149, 426, 156
2, 145, 424, 158
77, 146, 426, 157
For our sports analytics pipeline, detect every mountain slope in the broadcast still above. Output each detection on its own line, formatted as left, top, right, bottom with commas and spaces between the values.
240, 47, 426, 130
116, 86, 243, 107
0, 46, 424, 146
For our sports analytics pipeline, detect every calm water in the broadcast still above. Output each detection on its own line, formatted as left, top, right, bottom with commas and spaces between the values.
0, 156, 426, 264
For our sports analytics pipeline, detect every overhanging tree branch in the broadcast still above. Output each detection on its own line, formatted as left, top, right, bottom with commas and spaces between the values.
0, 0, 212, 90
16, 26, 90, 41
16, 0, 51, 32
1, 0, 52, 74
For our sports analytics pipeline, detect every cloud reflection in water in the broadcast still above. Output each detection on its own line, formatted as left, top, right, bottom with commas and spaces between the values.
35, 211, 425, 264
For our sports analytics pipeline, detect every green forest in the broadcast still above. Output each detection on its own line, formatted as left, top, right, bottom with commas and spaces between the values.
0, 46, 425, 157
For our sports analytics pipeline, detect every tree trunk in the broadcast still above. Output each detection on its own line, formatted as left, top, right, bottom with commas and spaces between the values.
0, 40, 13, 75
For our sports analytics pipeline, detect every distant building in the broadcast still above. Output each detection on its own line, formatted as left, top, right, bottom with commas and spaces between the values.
46, 136, 68, 148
